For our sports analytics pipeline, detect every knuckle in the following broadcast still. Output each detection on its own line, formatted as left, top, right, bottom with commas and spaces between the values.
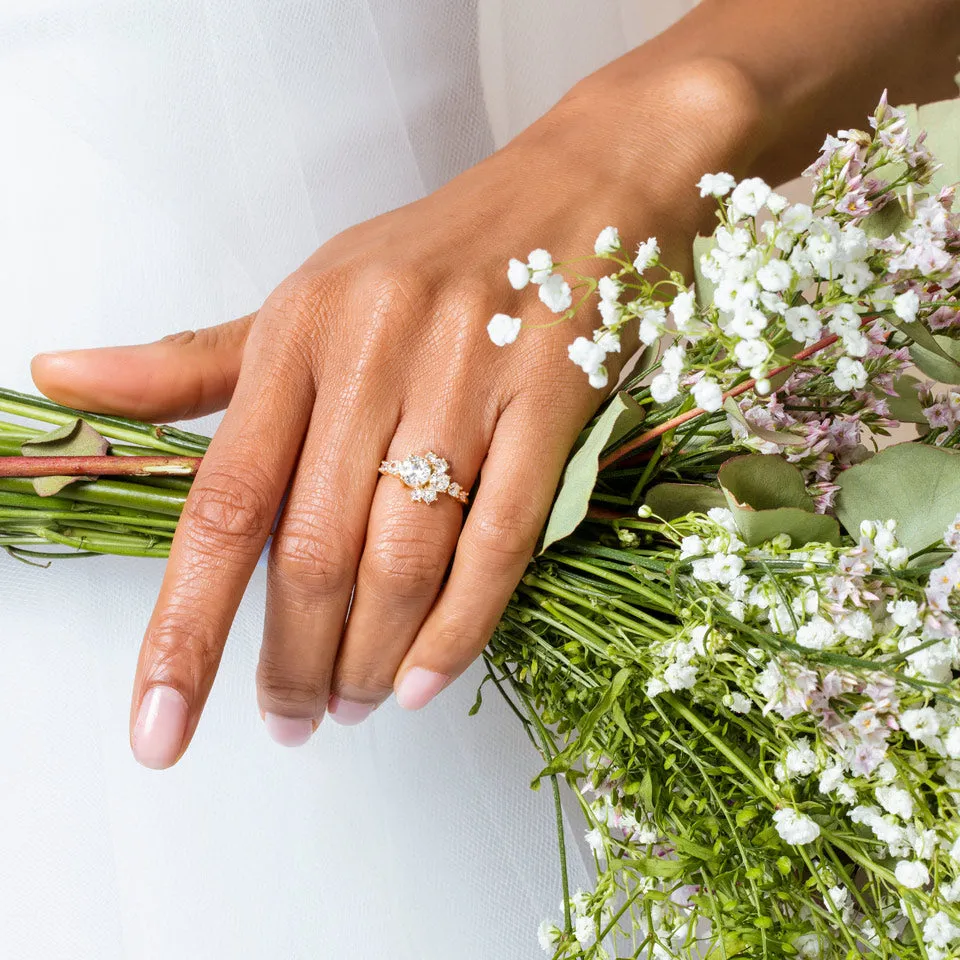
354, 266, 433, 330
182, 469, 272, 549
470, 498, 542, 564
332, 661, 395, 702
430, 621, 486, 661
271, 515, 354, 600
439, 277, 489, 321
147, 606, 222, 688
256, 653, 328, 715
366, 521, 443, 599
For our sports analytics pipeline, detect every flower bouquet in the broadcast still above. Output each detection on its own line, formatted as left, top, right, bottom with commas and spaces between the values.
2, 94, 960, 959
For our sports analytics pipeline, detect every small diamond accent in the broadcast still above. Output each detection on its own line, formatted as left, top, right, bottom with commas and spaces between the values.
378, 450, 468, 506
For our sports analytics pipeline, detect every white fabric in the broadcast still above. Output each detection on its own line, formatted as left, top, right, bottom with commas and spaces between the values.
0, 3, 690, 957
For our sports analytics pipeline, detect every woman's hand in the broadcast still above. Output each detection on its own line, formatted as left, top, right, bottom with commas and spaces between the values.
33, 59, 760, 767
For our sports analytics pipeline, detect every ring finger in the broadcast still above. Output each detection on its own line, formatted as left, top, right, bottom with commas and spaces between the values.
326, 410, 490, 723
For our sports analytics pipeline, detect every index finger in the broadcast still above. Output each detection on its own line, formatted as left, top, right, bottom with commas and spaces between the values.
129, 318, 314, 769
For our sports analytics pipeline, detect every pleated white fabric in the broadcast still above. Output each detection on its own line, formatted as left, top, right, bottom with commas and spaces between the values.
0, 3, 691, 957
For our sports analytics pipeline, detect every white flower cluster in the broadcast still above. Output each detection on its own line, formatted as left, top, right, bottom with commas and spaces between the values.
491, 94, 960, 497
637, 509, 960, 955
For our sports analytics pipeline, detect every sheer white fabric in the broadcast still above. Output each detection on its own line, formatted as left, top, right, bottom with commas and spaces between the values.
0, 3, 691, 956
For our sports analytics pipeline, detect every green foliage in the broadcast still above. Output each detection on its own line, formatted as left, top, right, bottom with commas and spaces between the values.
910, 334, 960, 386
835, 442, 960, 555
717, 455, 841, 547
21, 418, 110, 496
643, 483, 727, 520
541, 393, 646, 551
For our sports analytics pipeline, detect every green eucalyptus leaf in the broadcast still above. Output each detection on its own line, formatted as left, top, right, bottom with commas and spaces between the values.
21, 417, 110, 497
916, 97, 960, 191
644, 482, 727, 520
888, 318, 960, 381
910, 335, 960, 386
717, 454, 842, 547
835, 442, 960, 555
692, 234, 717, 310
882, 375, 928, 424
540, 393, 646, 551
723, 505, 842, 548
718, 454, 814, 512
861, 196, 913, 239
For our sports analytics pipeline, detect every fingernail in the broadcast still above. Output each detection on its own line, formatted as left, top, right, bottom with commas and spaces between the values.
395, 667, 449, 711
264, 712, 317, 747
327, 696, 376, 726
132, 685, 189, 769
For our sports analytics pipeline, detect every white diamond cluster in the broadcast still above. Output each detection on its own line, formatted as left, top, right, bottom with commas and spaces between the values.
378, 451, 468, 505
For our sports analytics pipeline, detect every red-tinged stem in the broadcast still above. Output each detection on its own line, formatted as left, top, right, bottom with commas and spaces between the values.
599, 329, 844, 471
0, 455, 202, 478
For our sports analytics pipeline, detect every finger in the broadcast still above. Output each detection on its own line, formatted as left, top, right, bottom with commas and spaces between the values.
130, 317, 313, 768
393, 401, 579, 710
31, 314, 254, 420
257, 389, 399, 743
326, 418, 487, 725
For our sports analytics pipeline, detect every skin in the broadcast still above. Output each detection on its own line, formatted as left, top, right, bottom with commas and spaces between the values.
31, 0, 960, 766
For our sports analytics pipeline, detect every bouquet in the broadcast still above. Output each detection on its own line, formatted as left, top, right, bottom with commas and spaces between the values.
3, 93, 960, 959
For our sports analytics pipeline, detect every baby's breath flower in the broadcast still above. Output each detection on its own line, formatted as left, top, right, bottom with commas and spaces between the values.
507, 257, 530, 290
831, 356, 868, 391
730, 177, 772, 220
773, 808, 821, 845
594, 225, 620, 255
697, 171, 736, 197
487, 313, 521, 346
650, 373, 680, 404
527, 248, 553, 282
894, 859, 930, 889
539, 274, 572, 313
633, 237, 659, 272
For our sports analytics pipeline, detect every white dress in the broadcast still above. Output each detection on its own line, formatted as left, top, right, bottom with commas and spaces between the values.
0, 3, 692, 957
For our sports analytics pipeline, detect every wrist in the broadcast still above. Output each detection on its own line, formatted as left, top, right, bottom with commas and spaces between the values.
551, 56, 770, 234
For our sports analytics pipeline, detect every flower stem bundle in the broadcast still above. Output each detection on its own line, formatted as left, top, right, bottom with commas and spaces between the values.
485, 93, 960, 958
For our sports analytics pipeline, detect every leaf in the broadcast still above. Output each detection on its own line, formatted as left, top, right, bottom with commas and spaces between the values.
21, 418, 110, 497
668, 833, 716, 861
888, 318, 960, 381
916, 97, 960, 191
861, 98, 960, 237
537, 668, 632, 777
692, 234, 717, 310
717, 454, 842, 547
722, 505, 842, 549
861, 197, 912, 240
644, 482, 727, 520
835, 442, 960, 555
540, 392, 646, 551
882, 375, 928, 424
718, 454, 814, 512
910, 335, 960, 386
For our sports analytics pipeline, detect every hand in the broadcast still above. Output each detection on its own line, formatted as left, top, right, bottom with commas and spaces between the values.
32, 59, 759, 767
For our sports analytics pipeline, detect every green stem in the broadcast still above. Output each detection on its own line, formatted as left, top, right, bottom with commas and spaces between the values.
0, 388, 210, 455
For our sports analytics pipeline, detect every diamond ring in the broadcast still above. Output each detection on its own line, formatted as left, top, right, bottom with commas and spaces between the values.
378, 451, 468, 505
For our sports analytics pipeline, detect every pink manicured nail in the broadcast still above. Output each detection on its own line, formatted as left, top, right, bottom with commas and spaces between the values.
264, 713, 316, 747
327, 696, 376, 726
132, 685, 189, 769
395, 667, 449, 711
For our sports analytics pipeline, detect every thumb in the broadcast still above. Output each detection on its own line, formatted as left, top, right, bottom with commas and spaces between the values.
31, 314, 254, 421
